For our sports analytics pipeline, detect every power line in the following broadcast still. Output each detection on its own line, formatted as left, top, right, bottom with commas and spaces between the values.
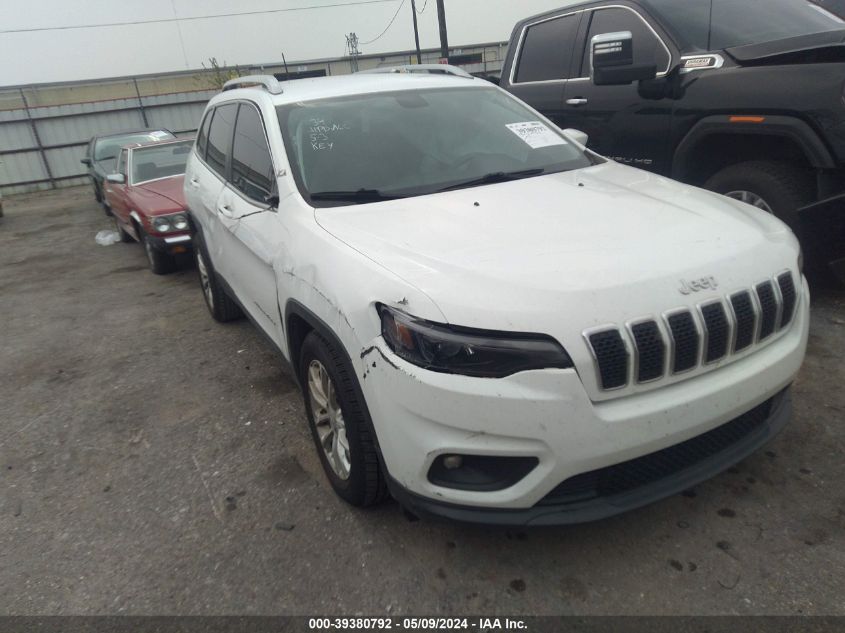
0, 0, 400, 35
359, 0, 407, 45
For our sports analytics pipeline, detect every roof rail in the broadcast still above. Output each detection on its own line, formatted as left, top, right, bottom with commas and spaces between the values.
359, 64, 474, 79
222, 75, 284, 95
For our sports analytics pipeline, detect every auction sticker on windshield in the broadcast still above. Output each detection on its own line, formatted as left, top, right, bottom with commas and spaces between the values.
506, 121, 568, 149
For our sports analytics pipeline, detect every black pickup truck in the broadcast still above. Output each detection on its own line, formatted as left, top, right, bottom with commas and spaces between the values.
499, 0, 845, 279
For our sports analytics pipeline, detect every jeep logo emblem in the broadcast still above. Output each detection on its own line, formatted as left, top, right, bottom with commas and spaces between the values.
679, 276, 718, 295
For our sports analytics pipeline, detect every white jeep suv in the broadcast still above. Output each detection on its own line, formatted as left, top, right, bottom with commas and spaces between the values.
184, 67, 808, 525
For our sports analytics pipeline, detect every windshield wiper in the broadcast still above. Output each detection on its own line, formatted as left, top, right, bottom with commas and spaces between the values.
309, 188, 405, 204
436, 168, 547, 193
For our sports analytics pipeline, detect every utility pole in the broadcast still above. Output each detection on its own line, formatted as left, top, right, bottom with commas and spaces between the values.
436, 0, 449, 63
410, 0, 422, 64
345, 32, 360, 73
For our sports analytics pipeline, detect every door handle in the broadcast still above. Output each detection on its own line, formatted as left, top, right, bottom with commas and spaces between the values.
189, 177, 200, 188
566, 98, 588, 106
217, 203, 234, 218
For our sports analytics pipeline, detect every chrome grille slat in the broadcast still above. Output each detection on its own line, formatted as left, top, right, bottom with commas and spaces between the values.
585, 271, 799, 392
729, 291, 757, 353
778, 272, 797, 329
755, 280, 778, 341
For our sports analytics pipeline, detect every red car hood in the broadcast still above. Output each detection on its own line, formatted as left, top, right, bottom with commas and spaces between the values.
133, 175, 186, 215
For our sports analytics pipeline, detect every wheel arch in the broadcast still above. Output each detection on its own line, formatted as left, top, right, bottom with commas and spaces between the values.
672, 115, 835, 186
284, 298, 388, 469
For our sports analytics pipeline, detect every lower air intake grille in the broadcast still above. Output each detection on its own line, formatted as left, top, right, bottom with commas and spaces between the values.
730, 291, 756, 352
667, 311, 699, 373
778, 272, 796, 329
588, 329, 628, 390
538, 392, 781, 506
701, 301, 729, 363
755, 281, 778, 341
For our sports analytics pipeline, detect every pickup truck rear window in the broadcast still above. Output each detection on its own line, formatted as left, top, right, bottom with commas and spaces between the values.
643, 0, 844, 51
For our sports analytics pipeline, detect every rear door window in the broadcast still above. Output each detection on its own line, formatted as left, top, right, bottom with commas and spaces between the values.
580, 7, 671, 77
196, 110, 212, 160
515, 13, 581, 83
231, 103, 275, 202
205, 103, 238, 178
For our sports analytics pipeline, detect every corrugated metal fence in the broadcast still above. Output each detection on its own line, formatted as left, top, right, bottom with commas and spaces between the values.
0, 88, 216, 196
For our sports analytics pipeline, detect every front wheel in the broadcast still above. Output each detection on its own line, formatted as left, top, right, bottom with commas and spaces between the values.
140, 229, 176, 275
113, 215, 133, 243
299, 331, 387, 507
704, 161, 815, 231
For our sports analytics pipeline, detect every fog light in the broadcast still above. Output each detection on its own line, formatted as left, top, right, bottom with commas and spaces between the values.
442, 455, 463, 470
428, 454, 539, 491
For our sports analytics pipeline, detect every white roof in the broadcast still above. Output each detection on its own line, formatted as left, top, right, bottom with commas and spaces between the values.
210, 72, 486, 107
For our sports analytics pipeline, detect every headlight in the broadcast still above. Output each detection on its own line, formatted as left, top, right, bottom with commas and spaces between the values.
152, 213, 188, 233
152, 216, 172, 233
378, 305, 573, 378
172, 213, 189, 231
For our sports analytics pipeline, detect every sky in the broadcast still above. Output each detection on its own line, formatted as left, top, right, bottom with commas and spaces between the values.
0, 0, 575, 86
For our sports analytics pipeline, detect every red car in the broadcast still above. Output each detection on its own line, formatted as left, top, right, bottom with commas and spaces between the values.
104, 138, 194, 274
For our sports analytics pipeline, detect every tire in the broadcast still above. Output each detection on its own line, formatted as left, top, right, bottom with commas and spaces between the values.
704, 161, 815, 232
299, 331, 388, 507
140, 228, 176, 275
93, 181, 102, 203
194, 236, 242, 322
113, 215, 133, 243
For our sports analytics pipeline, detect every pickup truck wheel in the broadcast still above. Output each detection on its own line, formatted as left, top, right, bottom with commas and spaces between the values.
194, 240, 242, 322
704, 161, 815, 232
299, 331, 388, 507
140, 229, 176, 275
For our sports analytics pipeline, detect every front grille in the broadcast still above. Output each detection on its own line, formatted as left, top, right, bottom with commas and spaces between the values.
538, 393, 780, 506
778, 272, 796, 329
587, 329, 629, 390
584, 271, 798, 392
701, 301, 729, 363
755, 281, 778, 341
631, 321, 665, 382
667, 311, 699, 373
730, 291, 757, 352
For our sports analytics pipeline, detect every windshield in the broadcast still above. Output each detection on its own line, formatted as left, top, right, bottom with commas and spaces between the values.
277, 87, 597, 206
131, 140, 193, 184
94, 130, 174, 161
644, 0, 844, 51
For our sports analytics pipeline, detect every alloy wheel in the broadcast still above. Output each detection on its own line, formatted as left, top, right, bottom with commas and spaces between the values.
307, 359, 351, 480
196, 250, 214, 306
724, 190, 774, 214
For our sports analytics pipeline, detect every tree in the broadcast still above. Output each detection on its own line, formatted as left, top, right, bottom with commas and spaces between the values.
196, 57, 244, 90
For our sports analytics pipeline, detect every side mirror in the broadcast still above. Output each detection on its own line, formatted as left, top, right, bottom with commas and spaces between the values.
106, 173, 125, 184
564, 128, 589, 147
80, 157, 92, 166
590, 31, 657, 86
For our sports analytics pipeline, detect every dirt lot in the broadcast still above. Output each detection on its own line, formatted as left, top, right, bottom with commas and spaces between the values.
0, 185, 843, 616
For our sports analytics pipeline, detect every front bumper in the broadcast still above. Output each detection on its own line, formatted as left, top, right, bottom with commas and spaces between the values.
388, 388, 791, 525
360, 279, 809, 523
146, 232, 192, 255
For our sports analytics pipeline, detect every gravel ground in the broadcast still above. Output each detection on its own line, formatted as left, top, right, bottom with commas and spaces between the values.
0, 186, 843, 616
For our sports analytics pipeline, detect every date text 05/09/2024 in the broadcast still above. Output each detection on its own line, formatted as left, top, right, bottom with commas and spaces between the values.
308, 617, 528, 631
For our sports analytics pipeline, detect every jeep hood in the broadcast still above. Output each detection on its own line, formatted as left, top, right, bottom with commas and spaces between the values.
726, 30, 845, 64
314, 163, 797, 333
